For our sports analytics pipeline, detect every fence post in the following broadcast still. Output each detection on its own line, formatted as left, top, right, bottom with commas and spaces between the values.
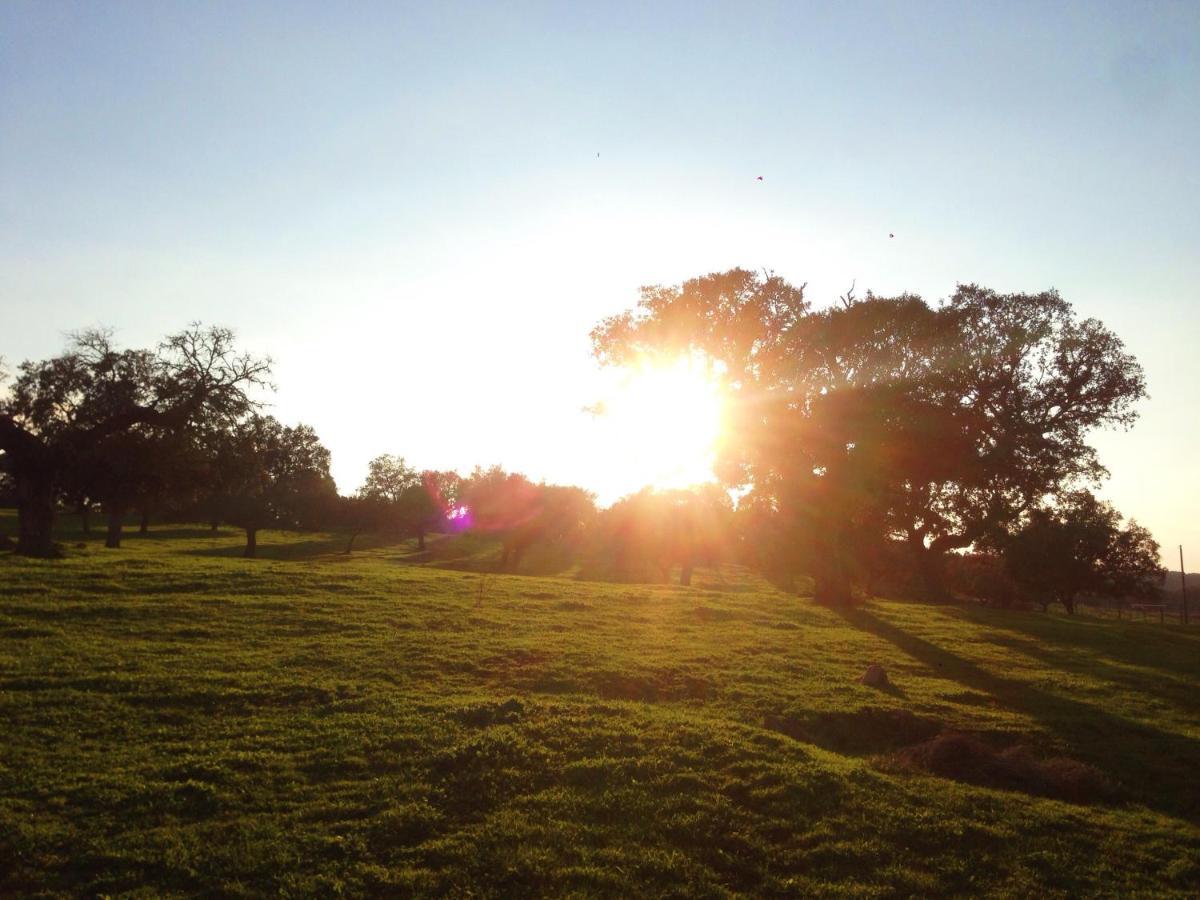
1180, 546, 1189, 626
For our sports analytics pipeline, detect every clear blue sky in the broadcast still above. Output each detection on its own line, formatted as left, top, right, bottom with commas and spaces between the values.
2, 1, 1197, 563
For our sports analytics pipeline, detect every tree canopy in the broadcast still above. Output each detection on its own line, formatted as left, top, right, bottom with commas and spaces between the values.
999, 491, 1164, 614
0, 326, 270, 557
0, 293, 1159, 613
207, 415, 337, 557
592, 270, 1148, 604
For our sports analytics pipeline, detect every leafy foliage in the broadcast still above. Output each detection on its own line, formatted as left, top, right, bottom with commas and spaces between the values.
1000, 491, 1165, 613
207, 415, 337, 556
356, 455, 450, 550
593, 273, 1148, 604
461, 466, 597, 572
0, 326, 270, 556
586, 485, 732, 585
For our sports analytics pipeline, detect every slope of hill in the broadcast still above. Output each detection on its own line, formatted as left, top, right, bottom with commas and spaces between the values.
1, 514, 1198, 896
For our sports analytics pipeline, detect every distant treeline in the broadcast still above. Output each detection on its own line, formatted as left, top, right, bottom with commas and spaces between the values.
0, 269, 1171, 615
1159, 571, 1200, 609
1161, 571, 1199, 592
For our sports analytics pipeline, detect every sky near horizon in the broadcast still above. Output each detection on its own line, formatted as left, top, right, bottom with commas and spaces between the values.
2, 2, 1198, 563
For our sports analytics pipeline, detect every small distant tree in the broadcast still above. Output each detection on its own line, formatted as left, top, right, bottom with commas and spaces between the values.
423, 469, 463, 509
498, 483, 596, 572
399, 478, 445, 551
208, 415, 336, 558
336, 494, 389, 554
357, 455, 446, 549
589, 485, 729, 585
657, 485, 732, 585
1001, 491, 1164, 613
1100, 519, 1165, 607
461, 466, 539, 568
458, 466, 596, 572
359, 455, 419, 507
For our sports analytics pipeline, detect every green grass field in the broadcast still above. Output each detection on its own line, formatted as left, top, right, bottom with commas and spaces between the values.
1, 512, 1198, 897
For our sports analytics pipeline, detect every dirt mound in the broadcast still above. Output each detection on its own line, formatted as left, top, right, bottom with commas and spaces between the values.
764, 707, 942, 754
593, 670, 712, 702
887, 732, 1112, 803
859, 664, 889, 688
454, 698, 525, 728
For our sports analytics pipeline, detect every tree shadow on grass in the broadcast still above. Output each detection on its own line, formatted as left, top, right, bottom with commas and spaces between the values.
183, 537, 351, 561
957, 605, 1200, 682
406, 534, 579, 578
128, 527, 238, 541
984, 632, 1200, 716
839, 606, 1200, 824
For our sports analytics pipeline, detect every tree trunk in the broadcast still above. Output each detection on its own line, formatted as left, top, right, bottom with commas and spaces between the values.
344, 532, 358, 554
416, 524, 426, 551
15, 476, 59, 558
912, 543, 952, 603
811, 515, 853, 605
105, 507, 125, 549
680, 556, 694, 586
244, 528, 257, 558
79, 504, 91, 535
139, 508, 150, 534
210, 519, 220, 532
813, 566, 852, 605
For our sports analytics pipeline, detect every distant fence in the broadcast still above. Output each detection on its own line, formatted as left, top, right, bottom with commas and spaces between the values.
1075, 598, 1196, 625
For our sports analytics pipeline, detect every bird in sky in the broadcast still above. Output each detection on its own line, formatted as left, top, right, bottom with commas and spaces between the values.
756, 176, 764, 181
889, 233, 894, 238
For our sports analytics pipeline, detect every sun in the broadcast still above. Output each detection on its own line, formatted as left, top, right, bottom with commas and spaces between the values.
589, 358, 726, 496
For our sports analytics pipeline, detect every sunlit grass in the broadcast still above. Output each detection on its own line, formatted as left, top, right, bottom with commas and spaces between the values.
0, 511, 1197, 896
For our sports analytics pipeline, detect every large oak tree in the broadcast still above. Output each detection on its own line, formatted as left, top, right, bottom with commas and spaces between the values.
0, 326, 269, 557
592, 270, 1147, 604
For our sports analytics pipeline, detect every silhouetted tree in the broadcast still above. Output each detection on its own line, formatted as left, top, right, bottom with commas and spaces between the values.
593, 272, 927, 601
89, 429, 161, 548
999, 491, 1163, 614
593, 272, 1147, 605
890, 286, 1146, 599
589, 485, 728, 585
208, 415, 336, 558
0, 326, 269, 557
499, 484, 596, 572
359, 454, 420, 507
422, 469, 464, 517
357, 455, 446, 550
58, 461, 99, 536
461, 466, 539, 569
0, 470, 15, 507
335, 494, 389, 554
458, 466, 596, 572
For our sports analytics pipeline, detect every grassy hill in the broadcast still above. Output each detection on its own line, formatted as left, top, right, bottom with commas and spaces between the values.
1, 513, 1198, 897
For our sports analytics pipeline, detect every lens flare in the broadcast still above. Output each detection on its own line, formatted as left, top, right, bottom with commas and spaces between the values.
591, 358, 726, 495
